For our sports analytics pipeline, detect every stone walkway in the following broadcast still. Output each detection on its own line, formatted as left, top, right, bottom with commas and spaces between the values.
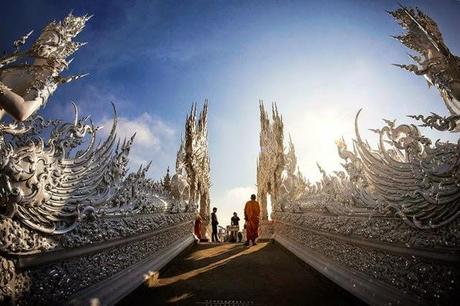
118, 242, 367, 306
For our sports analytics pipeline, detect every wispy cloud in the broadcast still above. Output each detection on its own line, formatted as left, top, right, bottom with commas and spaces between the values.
98, 112, 176, 176
45, 83, 128, 122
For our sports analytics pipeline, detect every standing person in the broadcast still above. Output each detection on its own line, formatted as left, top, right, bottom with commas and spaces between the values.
230, 212, 240, 242
244, 194, 260, 246
211, 207, 219, 243
231, 212, 240, 226
194, 214, 202, 241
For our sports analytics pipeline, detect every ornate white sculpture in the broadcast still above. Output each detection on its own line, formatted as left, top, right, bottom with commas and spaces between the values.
182, 103, 211, 237
264, 6, 460, 305
257, 102, 311, 217
262, 102, 460, 229
0, 104, 132, 239
390, 5, 460, 131
257, 102, 285, 219
0, 14, 211, 305
105, 162, 172, 215
278, 137, 307, 212
259, 7, 460, 229
170, 141, 191, 212
0, 12, 90, 121
354, 110, 460, 228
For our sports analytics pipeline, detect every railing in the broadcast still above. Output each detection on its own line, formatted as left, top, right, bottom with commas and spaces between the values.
273, 213, 459, 305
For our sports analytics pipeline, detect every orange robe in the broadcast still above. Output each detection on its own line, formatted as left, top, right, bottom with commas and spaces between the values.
244, 200, 260, 241
194, 216, 202, 240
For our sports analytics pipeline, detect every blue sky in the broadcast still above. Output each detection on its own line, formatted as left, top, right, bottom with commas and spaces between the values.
2, 0, 460, 222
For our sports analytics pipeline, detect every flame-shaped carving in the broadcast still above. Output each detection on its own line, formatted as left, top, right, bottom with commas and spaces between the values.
354, 110, 460, 229
389, 5, 460, 130
0, 104, 132, 235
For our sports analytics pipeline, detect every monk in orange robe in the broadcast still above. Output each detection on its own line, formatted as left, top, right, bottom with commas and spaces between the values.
244, 194, 260, 246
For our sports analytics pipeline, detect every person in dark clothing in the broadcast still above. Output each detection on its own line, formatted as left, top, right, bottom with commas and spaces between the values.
230, 212, 240, 243
231, 212, 240, 226
211, 207, 219, 242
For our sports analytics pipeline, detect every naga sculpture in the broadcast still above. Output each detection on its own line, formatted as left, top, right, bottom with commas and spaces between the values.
390, 5, 460, 131
266, 107, 460, 229
0, 12, 89, 122
355, 110, 460, 229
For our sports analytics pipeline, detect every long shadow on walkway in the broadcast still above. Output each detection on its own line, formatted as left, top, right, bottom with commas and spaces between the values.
118, 242, 367, 306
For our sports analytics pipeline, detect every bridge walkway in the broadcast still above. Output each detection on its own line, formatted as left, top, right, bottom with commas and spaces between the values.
118, 241, 366, 306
